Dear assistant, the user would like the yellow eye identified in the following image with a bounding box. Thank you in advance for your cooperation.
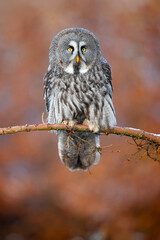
[67,47,73,52]
[81,47,86,52]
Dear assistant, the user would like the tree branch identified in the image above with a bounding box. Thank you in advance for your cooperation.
[0,124,159,145]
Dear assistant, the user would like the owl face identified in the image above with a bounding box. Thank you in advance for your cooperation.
[51,28,101,75]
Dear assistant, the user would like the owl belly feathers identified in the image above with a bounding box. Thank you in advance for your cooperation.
[48,66,116,131]
[43,28,116,171]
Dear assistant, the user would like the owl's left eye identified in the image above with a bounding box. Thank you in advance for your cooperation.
[67,47,74,52]
[81,46,86,52]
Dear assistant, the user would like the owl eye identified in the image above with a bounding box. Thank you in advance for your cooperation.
[67,47,74,52]
[81,46,86,52]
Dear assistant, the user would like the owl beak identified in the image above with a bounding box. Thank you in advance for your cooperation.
[76,55,80,63]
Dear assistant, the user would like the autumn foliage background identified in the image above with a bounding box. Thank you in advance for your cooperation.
[0,0,160,239]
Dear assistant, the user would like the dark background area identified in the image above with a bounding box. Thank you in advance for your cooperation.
[0,0,160,239]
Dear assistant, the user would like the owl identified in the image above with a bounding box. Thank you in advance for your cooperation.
[43,28,116,171]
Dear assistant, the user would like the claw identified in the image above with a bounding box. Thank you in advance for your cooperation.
[62,120,69,126]
[83,119,99,133]
[62,120,77,129]
[68,120,77,128]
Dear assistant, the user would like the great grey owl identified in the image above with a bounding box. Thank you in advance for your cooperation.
[43,28,116,171]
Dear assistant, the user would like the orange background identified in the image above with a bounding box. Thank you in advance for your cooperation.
[0,0,160,239]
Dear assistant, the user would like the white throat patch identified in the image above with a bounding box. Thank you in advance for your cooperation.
[79,62,89,74]
[65,62,74,74]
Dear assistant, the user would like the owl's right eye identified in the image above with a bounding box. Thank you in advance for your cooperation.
[67,47,74,52]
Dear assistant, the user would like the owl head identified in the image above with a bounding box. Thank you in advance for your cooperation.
[49,28,101,75]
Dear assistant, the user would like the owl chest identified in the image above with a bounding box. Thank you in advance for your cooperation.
[53,77,98,119]
[55,77,94,98]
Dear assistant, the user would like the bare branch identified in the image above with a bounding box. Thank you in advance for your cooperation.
[0,124,159,145]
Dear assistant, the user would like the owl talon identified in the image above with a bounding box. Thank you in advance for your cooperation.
[68,120,77,128]
[62,120,77,129]
[83,119,99,133]
[62,120,69,126]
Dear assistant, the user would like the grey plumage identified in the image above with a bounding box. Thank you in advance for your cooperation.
[43,28,116,171]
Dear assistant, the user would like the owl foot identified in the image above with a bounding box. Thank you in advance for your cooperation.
[83,119,99,133]
[62,120,77,128]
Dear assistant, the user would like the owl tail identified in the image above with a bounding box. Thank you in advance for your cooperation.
[57,131,100,171]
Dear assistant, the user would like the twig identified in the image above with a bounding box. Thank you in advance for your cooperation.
[132,138,160,162]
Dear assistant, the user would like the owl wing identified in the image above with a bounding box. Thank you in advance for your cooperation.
[100,57,113,99]
[100,57,116,118]
[43,68,54,112]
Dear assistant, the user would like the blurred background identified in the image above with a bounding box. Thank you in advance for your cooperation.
[0,0,160,239]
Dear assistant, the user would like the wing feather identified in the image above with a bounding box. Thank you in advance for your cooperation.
[43,68,54,112]
[101,57,116,117]
[101,57,113,99]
